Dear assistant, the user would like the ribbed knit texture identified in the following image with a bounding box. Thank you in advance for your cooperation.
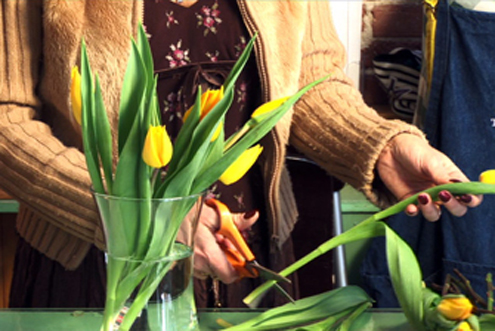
[288,2,426,209]
[0,1,137,269]
[1,1,425,269]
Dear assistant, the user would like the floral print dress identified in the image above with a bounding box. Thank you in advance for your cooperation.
[145,0,263,214]
[144,0,296,308]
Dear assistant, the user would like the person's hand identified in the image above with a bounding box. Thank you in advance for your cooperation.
[376,134,482,221]
[193,203,259,283]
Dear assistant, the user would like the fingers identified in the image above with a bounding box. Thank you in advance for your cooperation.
[416,193,442,221]
[458,193,483,208]
[193,223,238,283]
[232,209,259,235]
[437,191,467,217]
[405,191,484,222]
[448,179,483,208]
[193,206,260,284]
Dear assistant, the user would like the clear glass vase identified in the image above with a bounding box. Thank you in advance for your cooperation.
[93,192,204,331]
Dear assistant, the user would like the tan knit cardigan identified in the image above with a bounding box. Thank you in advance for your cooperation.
[0,1,425,270]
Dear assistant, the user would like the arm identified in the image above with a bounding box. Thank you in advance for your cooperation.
[289,2,481,216]
[288,1,422,207]
[0,2,102,261]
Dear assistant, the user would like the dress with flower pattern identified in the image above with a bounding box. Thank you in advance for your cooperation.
[144,0,298,308]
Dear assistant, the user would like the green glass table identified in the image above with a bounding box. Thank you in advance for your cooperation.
[0,308,414,330]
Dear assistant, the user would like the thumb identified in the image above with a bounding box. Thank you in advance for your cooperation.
[231,210,259,231]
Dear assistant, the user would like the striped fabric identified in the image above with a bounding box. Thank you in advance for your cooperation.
[373,48,422,120]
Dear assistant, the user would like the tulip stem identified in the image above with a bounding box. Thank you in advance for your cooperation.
[101,257,126,331]
[150,169,161,193]
[244,182,495,306]
[487,273,494,311]
[224,124,250,151]
[453,268,488,308]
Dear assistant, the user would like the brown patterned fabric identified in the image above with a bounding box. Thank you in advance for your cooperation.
[145,0,296,308]
[145,0,263,215]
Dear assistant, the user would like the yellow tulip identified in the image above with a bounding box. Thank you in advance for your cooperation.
[251,96,290,120]
[183,87,224,141]
[71,66,82,125]
[457,321,473,331]
[184,87,224,122]
[437,296,473,321]
[200,87,224,119]
[142,125,173,169]
[219,144,263,185]
[479,169,495,184]
[223,96,290,151]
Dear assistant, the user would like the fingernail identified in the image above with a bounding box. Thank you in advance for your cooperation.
[244,210,258,219]
[418,194,429,205]
[438,191,452,203]
[405,209,416,216]
[449,179,462,183]
[459,195,472,204]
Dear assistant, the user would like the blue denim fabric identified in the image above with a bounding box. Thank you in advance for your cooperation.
[361,0,495,308]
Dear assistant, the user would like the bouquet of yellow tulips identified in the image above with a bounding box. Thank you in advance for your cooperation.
[72,23,326,331]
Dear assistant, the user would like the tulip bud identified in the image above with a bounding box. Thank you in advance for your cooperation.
[184,87,224,122]
[479,169,495,184]
[200,87,224,118]
[142,125,173,169]
[251,96,290,120]
[219,144,263,185]
[457,321,473,331]
[437,296,473,321]
[183,88,224,141]
[71,66,82,125]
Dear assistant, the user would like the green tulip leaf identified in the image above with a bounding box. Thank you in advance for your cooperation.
[223,286,372,331]
[80,41,104,193]
[93,75,114,194]
[118,40,147,153]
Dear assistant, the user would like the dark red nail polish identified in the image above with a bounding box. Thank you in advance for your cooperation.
[418,194,429,205]
[449,179,462,183]
[459,195,472,204]
[244,210,258,219]
[438,191,452,203]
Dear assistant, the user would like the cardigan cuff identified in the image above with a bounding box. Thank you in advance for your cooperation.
[16,204,93,270]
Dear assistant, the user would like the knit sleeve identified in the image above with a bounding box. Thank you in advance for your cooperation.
[289,2,426,208]
[0,2,103,265]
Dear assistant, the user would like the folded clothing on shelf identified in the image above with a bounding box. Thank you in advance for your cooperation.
[372,48,422,120]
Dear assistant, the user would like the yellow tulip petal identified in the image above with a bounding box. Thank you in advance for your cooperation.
[251,96,290,119]
[211,121,223,142]
[183,107,193,123]
[183,87,224,123]
[183,88,224,141]
[219,145,263,185]
[142,125,173,168]
[71,66,82,125]
[479,169,495,184]
[457,321,473,331]
[200,87,224,119]
[437,296,473,321]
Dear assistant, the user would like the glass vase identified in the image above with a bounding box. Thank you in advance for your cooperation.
[93,192,204,331]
